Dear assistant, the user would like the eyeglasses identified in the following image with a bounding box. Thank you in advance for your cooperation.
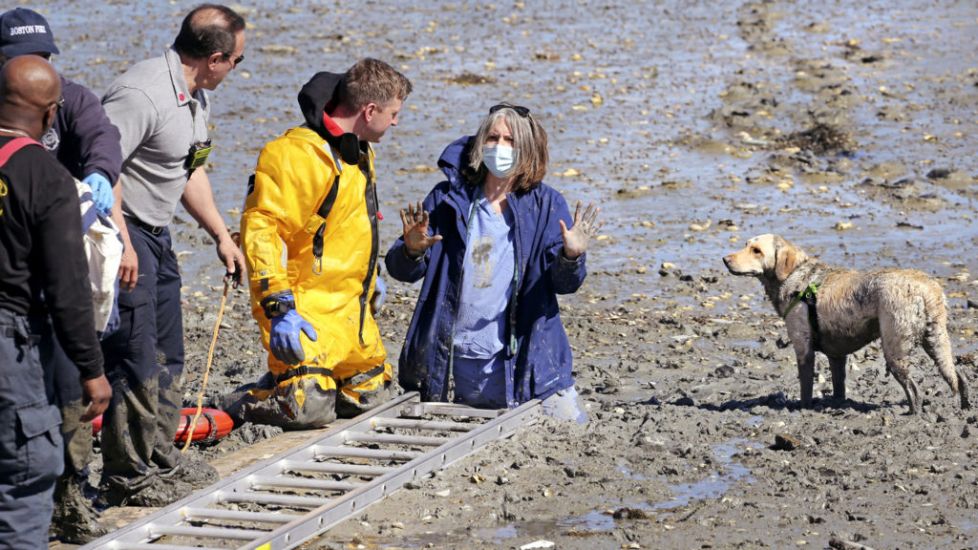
[489,104,530,118]
[53,97,64,111]
[224,53,244,68]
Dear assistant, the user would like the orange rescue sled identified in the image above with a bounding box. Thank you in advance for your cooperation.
[91,407,234,443]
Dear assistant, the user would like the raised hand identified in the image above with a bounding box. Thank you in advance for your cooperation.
[559,201,601,260]
[400,201,442,259]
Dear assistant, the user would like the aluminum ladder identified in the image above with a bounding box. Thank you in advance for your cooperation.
[82,392,540,549]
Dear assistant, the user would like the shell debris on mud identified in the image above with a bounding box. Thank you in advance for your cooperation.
[34,0,978,548]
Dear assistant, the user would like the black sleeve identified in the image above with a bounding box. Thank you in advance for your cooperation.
[32,153,104,379]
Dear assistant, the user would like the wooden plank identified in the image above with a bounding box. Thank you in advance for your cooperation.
[208,427,332,478]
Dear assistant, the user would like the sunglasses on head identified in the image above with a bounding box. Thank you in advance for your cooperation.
[489,104,530,117]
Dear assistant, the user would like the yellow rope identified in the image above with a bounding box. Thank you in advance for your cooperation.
[181,277,230,452]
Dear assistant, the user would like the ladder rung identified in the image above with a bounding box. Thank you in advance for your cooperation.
[345,432,451,446]
[371,417,475,432]
[250,475,362,492]
[219,490,332,508]
[80,393,541,550]
[313,445,422,461]
[181,506,300,524]
[149,524,267,540]
[285,461,394,477]
[114,545,225,550]
[400,402,504,418]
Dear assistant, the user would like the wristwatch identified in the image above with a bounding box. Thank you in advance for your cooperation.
[260,291,295,319]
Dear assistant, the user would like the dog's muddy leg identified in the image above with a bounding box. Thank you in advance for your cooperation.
[881,313,921,414]
[795,347,816,407]
[828,356,847,402]
[922,322,971,410]
[887,358,921,414]
[959,373,971,410]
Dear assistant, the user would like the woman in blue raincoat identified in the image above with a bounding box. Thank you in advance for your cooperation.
[385,103,600,421]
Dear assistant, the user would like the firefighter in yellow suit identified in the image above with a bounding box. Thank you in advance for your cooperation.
[228,60,412,429]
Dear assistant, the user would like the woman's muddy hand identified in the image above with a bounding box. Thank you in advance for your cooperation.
[560,201,601,260]
[400,201,442,259]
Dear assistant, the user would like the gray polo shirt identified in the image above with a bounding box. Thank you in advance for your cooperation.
[102,47,210,227]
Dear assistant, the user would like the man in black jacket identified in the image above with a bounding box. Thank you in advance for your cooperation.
[0,54,111,550]
[0,7,123,542]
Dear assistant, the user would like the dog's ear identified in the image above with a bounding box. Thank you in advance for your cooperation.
[774,236,800,281]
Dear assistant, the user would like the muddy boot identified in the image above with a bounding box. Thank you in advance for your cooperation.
[98,473,193,508]
[226,373,338,429]
[124,477,193,507]
[163,457,220,489]
[336,371,392,419]
[50,475,108,544]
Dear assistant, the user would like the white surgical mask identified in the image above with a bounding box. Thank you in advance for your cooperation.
[482,145,517,178]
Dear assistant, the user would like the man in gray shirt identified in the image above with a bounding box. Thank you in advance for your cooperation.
[98,3,246,508]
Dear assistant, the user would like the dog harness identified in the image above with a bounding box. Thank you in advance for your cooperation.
[783,282,822,351]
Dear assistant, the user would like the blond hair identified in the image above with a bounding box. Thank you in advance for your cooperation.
[335,58,412,111]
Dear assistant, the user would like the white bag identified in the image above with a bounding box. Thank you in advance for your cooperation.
[75,179,124,333]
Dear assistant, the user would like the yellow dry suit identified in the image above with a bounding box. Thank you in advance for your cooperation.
[235,125,391,428]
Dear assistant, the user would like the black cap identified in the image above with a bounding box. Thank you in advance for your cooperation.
[0,8,60,58]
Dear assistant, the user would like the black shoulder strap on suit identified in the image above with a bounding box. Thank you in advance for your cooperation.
[312,175,341,275]
[317,175,340,218]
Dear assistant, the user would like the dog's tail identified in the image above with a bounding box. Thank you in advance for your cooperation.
[922,287,970,409]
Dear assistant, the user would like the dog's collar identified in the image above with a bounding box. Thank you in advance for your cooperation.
[782,281,820,317]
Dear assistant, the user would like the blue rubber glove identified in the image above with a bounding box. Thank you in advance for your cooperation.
[83,172,114,216]
[370,276,387,315]
[270,309,318,365]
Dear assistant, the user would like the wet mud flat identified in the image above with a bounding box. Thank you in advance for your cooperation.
[36,0,978,548]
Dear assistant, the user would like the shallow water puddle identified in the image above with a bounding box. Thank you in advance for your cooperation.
[616,462,647,480]
[745,415,765,428]
[477,438,762,544]
[467,504,639,546]
[653,437,761,510]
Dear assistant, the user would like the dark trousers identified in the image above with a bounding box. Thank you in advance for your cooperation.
[37,316,92,478]
[0,310,63,549]
[99,222,184,489]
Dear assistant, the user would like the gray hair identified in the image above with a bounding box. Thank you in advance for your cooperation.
[466,103,548,193]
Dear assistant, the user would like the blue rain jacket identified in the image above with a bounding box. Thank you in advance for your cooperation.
[386,136,586,407]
